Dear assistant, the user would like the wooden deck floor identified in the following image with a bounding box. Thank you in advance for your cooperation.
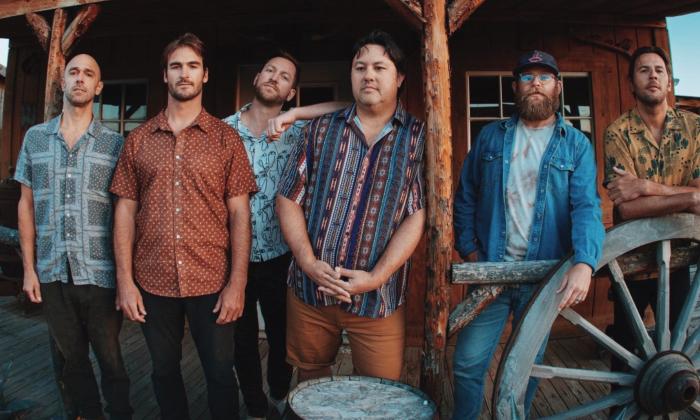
[0,295,697,419]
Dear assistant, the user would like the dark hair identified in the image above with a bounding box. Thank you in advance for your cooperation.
[261,50,300,87]
[628,46,671,80]
[351,30,406,96]
[161,33,207,71]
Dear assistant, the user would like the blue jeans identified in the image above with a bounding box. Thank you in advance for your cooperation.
[452,284,547,420]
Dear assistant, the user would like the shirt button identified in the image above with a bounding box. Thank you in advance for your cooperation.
[66,212,71,217]
[176,155,181,160]
[178,260,183,265]
[175,181,180,186]
[176,234,181,239]
[66,194,71,198]
[67,173,72,178]
[175,208,181,213]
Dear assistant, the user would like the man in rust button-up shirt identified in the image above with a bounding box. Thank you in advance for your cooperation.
[110,33,257,420]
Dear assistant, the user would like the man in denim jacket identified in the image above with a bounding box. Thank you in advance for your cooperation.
[452,50,604,419]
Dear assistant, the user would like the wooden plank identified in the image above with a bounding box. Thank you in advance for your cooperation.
[382,0,425,31]
[25,13,50,52]
[420,0,454,413]
[0,0,108,19]
[61,4,101,55]
[43,8,67,121]
[447,0,487,36]
[0,43,18,178]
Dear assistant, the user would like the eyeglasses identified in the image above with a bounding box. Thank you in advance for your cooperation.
[518,73,557,83]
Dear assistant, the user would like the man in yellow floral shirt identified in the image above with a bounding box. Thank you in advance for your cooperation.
[604,46,700,374]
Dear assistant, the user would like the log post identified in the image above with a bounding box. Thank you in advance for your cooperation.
[43,8,67,121]
[420,0,453,413]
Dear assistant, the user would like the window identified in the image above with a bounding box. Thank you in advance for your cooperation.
[296,83,337,107]
[466,72,593,149]
[93,81,148,136]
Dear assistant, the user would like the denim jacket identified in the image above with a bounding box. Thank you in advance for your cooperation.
[454,113,604,269]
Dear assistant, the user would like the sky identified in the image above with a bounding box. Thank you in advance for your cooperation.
[668,12,700,97]
[0,12,698,95]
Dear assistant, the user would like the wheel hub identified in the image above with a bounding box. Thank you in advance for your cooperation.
[635,351,699,415]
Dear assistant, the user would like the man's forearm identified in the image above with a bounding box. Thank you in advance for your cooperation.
[643,180,699,197]
[290,101,348,121]
[227,195,251,283]
[276,195,315,267]
[617,192,699,220]
[17,189,36,272]
[113,198,138,284]
[369,209,425,286]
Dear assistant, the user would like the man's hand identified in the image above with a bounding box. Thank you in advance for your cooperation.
[22,270,42,303]
[557,263,593,310]
[213,279,245,324]
[299,258,351,303]
[606,167,648,205]
[266,110,297,141]
[332,267,383,296]
[117,280,146,323]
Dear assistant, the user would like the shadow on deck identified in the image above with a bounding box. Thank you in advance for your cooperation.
[0,296,697,419]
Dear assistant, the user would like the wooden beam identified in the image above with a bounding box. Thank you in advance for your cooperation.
[43,8,67,121]
[447,0,486,36]
[62,4,101,55]
[0,0,108,20]
[25,13,51,52]
[383,0,425,31]
[419,0,453,414]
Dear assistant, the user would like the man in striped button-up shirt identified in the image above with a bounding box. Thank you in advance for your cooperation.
[277,30,426,383]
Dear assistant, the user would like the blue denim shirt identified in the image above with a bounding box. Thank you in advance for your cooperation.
[454,113,604,269]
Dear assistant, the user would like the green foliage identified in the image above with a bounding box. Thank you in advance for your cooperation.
[0,362,38,420]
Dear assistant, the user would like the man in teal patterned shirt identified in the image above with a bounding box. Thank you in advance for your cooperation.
[223,51,343,419]
[15,54,131,419]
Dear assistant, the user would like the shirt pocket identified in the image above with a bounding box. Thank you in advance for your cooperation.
[480,150,503,189]
[549,158,575,193]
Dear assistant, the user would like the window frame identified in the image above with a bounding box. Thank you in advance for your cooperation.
[93,79,149,135]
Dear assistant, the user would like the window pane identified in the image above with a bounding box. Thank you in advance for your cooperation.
[469,76,500,118]
[101,85,121,120]
[124,121,143,136]
[103,121,120,133]
[565,119,593,142]
[124,84,147,120]
[469,120,493,146]
[92,98,101,118]
[299,86,335,106]
[562,77,592,117]
[501,76,516,117]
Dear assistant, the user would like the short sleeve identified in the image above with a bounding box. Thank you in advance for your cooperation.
[692,118,700,180]
[224,128,257,199]
[13,131,33,188]
[280,119,308,146]
[405,163,425,215]
[278,125,309,204]
[603,125,637,186]
[109,133,140,201]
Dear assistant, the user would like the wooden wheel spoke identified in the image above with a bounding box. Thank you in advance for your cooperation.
[683,326,700,355]
[531,364,635,385]
[656,240,671,351]
[542,389,634,420]
[560,308,644,370]
[609,258,657,358]
[609,401,640,420]
[691,399,700,413]
[672,264,700,350]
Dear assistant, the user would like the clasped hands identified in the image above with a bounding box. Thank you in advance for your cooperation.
[299,257,379,303]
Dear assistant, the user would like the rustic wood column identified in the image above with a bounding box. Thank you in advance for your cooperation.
[420,0,453,412]
[43,8,67,120]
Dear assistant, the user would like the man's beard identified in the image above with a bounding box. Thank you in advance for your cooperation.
[635,88,665,107]
[254,83,286,107]
[65,89,93,107]
[169,82,202,102]
[516,90,560,121]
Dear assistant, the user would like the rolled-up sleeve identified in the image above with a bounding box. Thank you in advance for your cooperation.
[278,125,309,205]
[109,134,140,201]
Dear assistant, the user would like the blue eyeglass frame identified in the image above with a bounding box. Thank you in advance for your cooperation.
[518,73,557,83]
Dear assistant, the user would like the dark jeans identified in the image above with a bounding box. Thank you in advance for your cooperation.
[40,281,132,420]
[234,253,292,417]
[139,287,239,420]
[610,267,691,372]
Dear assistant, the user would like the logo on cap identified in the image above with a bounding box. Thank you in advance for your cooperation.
[528,51,544,63]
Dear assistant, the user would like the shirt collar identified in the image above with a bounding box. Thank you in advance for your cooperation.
[50,114,103,139]
[504,112,568,136]
[151,108,213,134]
[340,102,409,126]
[628,107,682,135]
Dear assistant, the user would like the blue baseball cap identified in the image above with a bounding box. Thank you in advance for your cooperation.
[513,50,560,77]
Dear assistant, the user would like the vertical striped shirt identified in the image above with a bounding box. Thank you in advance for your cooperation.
[278,104,425,318]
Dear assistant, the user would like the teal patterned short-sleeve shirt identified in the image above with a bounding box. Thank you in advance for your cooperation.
[14,115,123,288]
[224,104,307,262]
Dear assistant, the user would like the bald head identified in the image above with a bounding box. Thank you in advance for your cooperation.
[62,53,103,108]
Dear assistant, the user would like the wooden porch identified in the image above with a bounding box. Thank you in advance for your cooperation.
[1,295,694,420]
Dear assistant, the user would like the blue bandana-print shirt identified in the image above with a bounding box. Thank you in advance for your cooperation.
[224,104,307,262]
[14,115,124,288]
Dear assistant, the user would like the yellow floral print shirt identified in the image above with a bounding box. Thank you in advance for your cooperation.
[604,107,700,187]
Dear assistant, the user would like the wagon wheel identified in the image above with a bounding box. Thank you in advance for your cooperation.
[493,213,700,419]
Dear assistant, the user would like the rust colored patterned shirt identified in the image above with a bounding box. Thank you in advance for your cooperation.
[110,110,257,297]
